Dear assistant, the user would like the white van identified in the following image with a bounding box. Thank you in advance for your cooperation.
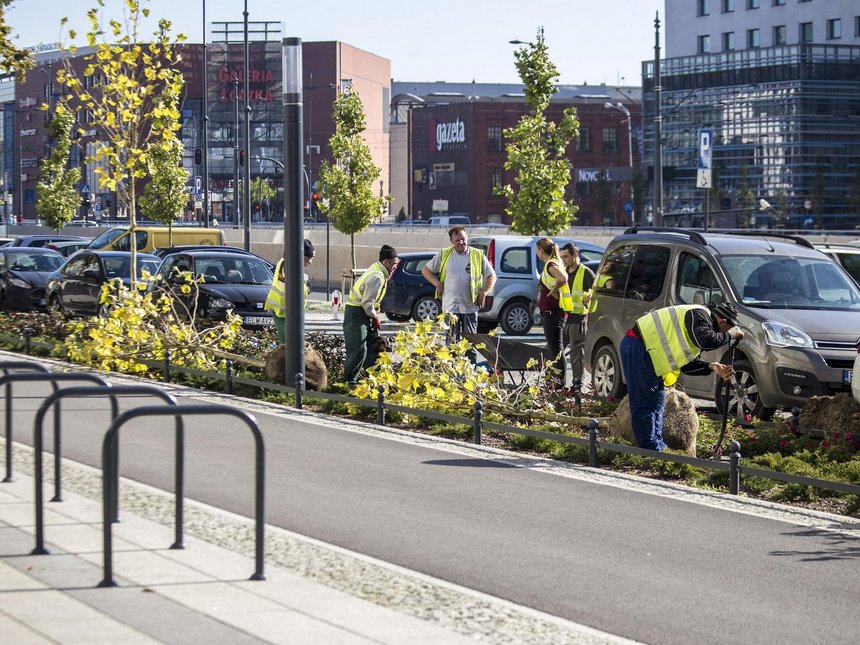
[429,214,471,227]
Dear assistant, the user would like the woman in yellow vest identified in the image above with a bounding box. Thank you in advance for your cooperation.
[536,238,573,384]
[619,302,743,451]
[264,239,315,344]
[343,245,399,385]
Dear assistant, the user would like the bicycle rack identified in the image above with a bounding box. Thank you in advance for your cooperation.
[99,404,266,587]
[31,385,181,555]
[1,370,108,483]
[1,360,52,483]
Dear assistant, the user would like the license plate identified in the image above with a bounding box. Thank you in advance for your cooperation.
[844,370,853,384]
[244,316,274,326]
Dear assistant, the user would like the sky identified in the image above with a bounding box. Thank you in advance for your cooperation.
[7,0,664,86]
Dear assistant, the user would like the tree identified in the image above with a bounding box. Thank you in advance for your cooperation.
[37,99,80,231]
[58,0,186,283]
[0,1,33,77]
[736,164,756,228]
[499,28,579,235]
[249,177,275,219]
[140,134,188,238]
[317,90,390,268]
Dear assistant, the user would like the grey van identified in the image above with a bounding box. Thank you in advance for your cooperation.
[470,235,604,335]
[585,228,860,418]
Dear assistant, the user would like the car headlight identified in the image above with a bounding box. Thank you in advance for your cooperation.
[9,278,30,289]
[209,297,233,310]
[762,320,813,348]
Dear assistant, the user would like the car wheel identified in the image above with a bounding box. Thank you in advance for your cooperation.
[499,301,533,335]
[412,296,441,322]
[592,343,627,400]
[385,312,410,323]
[714,358,774,420]
[48,294,64,316]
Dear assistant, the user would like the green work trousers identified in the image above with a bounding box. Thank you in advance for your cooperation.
[273,314,285,344]
[343,305,379,384]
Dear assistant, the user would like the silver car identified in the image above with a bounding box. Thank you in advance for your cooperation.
[585,228,860,418]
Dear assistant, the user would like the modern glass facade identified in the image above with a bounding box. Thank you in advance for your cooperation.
[642,44,860,228]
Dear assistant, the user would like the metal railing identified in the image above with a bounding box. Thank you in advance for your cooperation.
[1,360,52,482]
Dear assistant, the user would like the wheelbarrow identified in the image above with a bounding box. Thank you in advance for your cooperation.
[465,333,550,385]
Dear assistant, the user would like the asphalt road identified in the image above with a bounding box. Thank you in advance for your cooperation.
[5,383,858,644]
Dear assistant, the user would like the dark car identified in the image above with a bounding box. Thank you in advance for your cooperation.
[153,245,275,271]
[47,240,90,257]
[46,250,161,316]
[0,247,65,310]
[155,251,274,328]
[8,235,89,248]
[380,252,440,323]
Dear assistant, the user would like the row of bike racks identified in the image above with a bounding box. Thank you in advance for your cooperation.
[0,359,267,586]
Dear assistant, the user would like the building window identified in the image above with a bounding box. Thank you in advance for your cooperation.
[698,34,711,54]
[487,126,503,153]
[747,28,760,48]
[722,0,734,13]
[773,25,786,45]
[747,0,759,8]
[800,22,813,43]
[697,0,710,17]
[576,127,591,153]
[723,31,735,51]
[772,0,785,6]
[489,166,503,195]
[827,18,841,40]
[602,128,618,153]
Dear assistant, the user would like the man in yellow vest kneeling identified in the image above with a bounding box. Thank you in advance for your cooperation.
[620,303,743,451]
[343,245,399,385]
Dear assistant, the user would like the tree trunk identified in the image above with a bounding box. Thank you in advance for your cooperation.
[129,180,137,289]
[350,233,356,269]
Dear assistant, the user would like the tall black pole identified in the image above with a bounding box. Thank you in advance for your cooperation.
[202,0,210,227]
[282,38,305,383]
[653,11,664,227]
[242,1,251,250]
[233,73,240,227]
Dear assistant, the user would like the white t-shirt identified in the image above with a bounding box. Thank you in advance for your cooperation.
[426,248,493,314]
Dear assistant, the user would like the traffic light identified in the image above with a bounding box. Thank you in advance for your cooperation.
[239,148,245,166]
[194,148,202,165]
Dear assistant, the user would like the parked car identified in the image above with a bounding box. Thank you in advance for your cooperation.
[585,228,860,418]
[0,247,65,310]
[155,251,274,328]
[380,252,438,322]
[87,226,224,254]
[46,250,161,316]
[815,244,860,285]
[429,214,471,227]
[153,245,275,271]
[46,240,90,257]
[469,235,605,334]
[8,235,89,248]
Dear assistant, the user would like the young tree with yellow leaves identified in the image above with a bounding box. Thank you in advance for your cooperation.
[58,0,186,283]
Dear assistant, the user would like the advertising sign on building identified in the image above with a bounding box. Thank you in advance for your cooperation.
[429,118,466,152]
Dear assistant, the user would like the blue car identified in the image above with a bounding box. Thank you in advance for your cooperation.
[380,252,438,323]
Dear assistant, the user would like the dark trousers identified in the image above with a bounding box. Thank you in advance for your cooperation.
[564,314,586,387]
[447,311,478,363]
[541,308,566,382]
[343,306,380,384]
[620,334,666,451]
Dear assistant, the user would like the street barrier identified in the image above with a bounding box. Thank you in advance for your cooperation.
[30,385,181,555]
[99,404,266,587]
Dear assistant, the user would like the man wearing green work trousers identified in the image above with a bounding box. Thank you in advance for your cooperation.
[265,239,315,344]
[343,245,399,385]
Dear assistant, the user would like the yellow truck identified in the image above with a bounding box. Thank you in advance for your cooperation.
[86,226,225,254]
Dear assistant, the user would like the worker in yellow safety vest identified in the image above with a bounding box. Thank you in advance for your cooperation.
[343,245,399,385]
[535,238,572,383]
[620,303,743,451]
[265,239,315,344]
[560,242,596,392]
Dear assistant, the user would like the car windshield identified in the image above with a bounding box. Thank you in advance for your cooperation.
[87,228,124,248]
[8,253,64,272]
[196,257,272,285]
[102,256,160,278]
[723,254,860,310]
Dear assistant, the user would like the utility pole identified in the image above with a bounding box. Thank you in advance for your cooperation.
[653,12,664,227]
[242,0,251,251]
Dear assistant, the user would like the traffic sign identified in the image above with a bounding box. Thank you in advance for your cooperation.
[697,129,713,170]
[697,168,713,189]
[80,183,90,195]
[623,201,634,214]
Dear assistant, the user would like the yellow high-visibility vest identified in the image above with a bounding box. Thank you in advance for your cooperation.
[567,264,590,315]
[346,262,388,308]
[264,259,286,317]
[436,246,484,301]
[540,257,573,312]
[636,304,707,386]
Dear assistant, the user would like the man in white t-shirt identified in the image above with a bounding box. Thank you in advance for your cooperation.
[422,226,496,361]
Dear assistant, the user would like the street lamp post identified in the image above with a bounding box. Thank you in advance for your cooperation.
[233,73,240,228]
[653,12,664,227]
[242,0,251,251]
[604,101,635,226]
[202,0,210,227]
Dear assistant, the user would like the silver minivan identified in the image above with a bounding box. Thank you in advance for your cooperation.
[585,228,860,418]
[470,235,604,335]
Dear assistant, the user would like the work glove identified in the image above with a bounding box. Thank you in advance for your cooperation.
[372,317,382,330]
[726,326,744,341]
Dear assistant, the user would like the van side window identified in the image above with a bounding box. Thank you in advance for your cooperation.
[500,247,531,274]
[677,253,723,305]
[625,246,670,301]
[596,245,635,293]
